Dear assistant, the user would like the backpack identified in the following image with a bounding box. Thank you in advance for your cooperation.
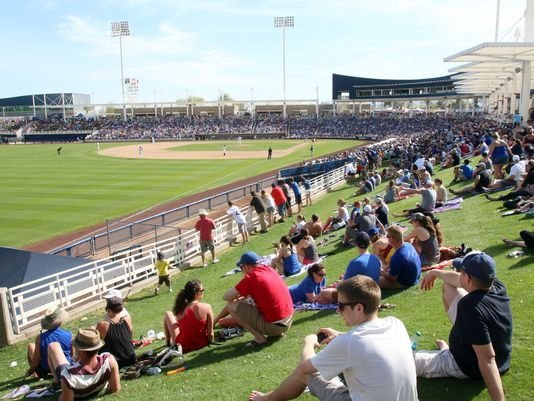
[121,345,185,380]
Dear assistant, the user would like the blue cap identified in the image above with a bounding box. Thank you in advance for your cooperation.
[367,227,379,237]
[452,251,496,280]
[236,251,260,267]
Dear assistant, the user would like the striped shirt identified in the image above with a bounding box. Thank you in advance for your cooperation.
[61,353,112,398]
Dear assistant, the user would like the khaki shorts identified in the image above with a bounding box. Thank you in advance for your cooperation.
[307,372,350,401]
[414,349,468,379]
[415,289,469,380]
[447,289,468,323]
[199,240,214,253]
[234,301,292,336]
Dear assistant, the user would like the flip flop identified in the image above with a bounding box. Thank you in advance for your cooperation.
[378,303,396,311]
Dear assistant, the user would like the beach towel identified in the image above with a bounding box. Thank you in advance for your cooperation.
[433,197,464,213]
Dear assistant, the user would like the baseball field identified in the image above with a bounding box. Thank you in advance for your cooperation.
[0,139,361,248]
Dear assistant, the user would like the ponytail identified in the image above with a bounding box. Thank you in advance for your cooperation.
[172,279,202,315]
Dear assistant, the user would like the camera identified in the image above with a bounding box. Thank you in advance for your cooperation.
[317,332,327,343]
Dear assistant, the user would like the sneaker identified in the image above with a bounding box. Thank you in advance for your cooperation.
[212,258,220,264]
[202,263,208,268]
[154,288,159,295]
[169,288,173,293]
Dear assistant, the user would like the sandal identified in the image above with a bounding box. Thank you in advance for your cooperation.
[378,303,396,311]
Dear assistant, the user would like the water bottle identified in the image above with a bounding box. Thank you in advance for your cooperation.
[410,331,422,350]
[145,367,161,376]
[147,329,156,339]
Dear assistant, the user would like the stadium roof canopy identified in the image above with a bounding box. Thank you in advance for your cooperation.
[0,246,90,288]
[331,73,459,101]
[444,42,534,95]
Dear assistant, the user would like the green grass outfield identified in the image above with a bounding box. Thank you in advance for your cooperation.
[0,162,531,401]
[0,139,359,248]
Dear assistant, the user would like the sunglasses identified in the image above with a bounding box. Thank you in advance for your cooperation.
[198,288,205,293]
[337,301,365,312]
[315,272,326,277]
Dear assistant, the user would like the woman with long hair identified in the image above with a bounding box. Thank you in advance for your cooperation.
[288,264,327,304]
[404,213,440,266]
[163,279,214,353]
[272,235,302,276]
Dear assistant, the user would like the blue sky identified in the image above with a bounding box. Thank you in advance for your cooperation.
[0,0,527,103]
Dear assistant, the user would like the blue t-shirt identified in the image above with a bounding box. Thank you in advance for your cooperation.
[290,182,301,196]
[304,180,311,190]
[460,164,474,180]
[39,328,73,372]
[389,243,421,286]
[289,276,326,304]
[343,253,381,283]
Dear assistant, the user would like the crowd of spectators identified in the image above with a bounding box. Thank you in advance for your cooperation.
[0,118,27,132]
[10,113,521,144]
[16,110,534,401]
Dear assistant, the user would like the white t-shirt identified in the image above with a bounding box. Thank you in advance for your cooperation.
[262,195,276,209]
[509,162,525,184]
[227,206,246,225]
[311,316,418,401]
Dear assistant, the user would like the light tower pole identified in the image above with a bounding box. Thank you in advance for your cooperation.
[274,16,294,119]
[111,21,130,121]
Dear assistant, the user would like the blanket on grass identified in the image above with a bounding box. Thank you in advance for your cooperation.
[433,197,463,213]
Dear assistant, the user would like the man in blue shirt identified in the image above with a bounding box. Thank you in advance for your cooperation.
[452,159,474,184]
[344,232,381,283]
[288,177,302,214]
[380,225,421,288]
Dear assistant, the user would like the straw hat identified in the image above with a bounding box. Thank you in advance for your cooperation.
[198,209,209,216]
[72,327,105,351]
[40,307,68,331]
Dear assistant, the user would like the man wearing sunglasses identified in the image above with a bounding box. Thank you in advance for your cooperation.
[415,252,511,401]
[249,275,418,401]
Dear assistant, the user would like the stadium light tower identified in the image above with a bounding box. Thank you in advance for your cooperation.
[111,21,130,121]
[274,16,294,119]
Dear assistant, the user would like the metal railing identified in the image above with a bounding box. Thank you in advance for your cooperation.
[51,175,278,258]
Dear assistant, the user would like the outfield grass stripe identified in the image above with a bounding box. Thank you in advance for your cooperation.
[0,140,361,247]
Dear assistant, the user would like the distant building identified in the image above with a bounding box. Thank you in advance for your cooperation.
[0,93,91,118]
[332,73,458,101]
